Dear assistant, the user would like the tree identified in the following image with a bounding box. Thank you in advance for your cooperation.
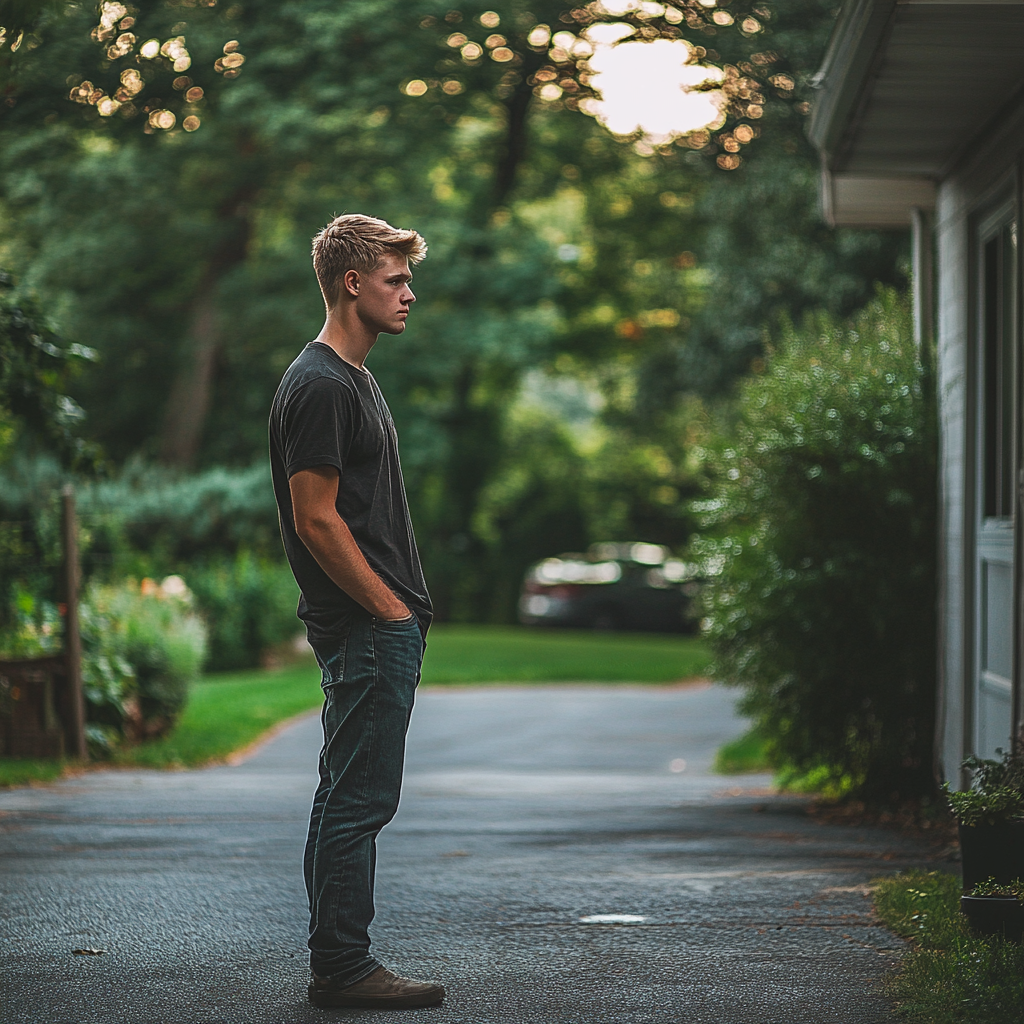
[0,0,907,621]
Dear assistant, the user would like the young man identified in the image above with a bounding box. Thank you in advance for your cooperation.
[269,214,443,1010]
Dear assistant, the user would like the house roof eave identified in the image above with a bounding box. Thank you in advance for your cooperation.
[807,0,897,165]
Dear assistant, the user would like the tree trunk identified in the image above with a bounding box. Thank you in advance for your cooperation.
[159,288,221,467]
[494,79,533,209]
[159,187,254,467]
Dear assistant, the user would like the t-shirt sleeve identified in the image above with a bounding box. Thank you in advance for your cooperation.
[281,376,358,478]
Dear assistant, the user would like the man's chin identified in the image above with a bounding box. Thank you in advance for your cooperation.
[379,320,407,336]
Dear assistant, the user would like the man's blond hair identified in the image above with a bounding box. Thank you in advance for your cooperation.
[311,213,427,309]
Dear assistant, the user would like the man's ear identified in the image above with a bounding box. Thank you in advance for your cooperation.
[342,269,360,298]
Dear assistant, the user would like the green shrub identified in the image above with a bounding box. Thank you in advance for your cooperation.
[944,750,1024,826]
[691,291,937,802]
[80,461,281,563]
[0,586,63,658]
[185,552,300,671]
[79,586,138,750]
[81,578,207,742]
[0,456,281,578]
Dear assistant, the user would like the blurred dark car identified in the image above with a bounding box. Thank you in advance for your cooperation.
[518,542,700,633]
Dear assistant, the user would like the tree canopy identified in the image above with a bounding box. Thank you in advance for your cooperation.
[0,0,906,619]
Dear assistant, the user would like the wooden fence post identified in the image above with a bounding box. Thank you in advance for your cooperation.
[61,485,88,760]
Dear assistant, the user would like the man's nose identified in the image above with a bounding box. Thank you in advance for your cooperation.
[404,288,416,305]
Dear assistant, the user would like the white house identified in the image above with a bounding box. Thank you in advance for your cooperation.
[808,0,1024,785]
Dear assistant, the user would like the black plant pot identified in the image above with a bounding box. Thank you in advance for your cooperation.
[958,821,1024,890]
[960,895,1024,941]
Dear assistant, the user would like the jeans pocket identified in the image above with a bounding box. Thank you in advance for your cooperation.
[373,612,417,628]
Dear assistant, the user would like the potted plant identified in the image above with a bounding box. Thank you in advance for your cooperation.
[960,877,1024,941]
[944,749,1024,890]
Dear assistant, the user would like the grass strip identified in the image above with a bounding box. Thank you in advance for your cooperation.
[0,757,70,789]
[0,626,712,781]
[714,726,771,774]
[873,869,1024,1023]
[421,626,711,683]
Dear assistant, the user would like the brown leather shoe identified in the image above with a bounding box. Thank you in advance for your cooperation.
[308,965,445,1009]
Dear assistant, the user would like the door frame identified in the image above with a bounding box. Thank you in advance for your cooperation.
[967,185,1021,765]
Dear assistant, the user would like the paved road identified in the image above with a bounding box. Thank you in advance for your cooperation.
[0,682,941,1023]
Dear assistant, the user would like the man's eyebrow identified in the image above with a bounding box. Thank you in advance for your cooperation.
[386,272,412,282]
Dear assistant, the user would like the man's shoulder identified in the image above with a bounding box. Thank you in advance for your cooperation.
[277,345,359,402]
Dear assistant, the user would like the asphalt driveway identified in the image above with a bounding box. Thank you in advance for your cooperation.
[0,681,940,1023]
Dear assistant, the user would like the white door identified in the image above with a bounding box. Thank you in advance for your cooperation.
[974,209,1017,760]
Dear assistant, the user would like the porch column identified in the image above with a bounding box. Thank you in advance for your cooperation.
[911,206,935,351]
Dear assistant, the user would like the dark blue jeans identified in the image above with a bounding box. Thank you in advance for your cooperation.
[303,611,423,984]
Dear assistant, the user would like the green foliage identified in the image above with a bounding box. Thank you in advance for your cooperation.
[185,552,300,671]
[0,459,298,670]
[969,878,1024,900]
[713,725,771,775]
[78,588,137,749]
[0,585,62,657]
[0,0,905,628]
[944,750,1024,826]
[875,871,966,948]
[0,489,63,639]
[0,755,67,789]
[80,461,280,564]
[0,455,280,570]
[874,870,1024,1024]
[0,271,98,468]
[946,788,1024,828]
[469,410,590,622]
[691,291,937,801]
[82,578,207,740]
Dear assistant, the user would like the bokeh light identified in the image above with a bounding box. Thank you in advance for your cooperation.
[582,25,725,143]
[148,109,176,130]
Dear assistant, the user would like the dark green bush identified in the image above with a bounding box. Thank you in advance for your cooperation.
[691,291,937,801]
[0,456,280,574]
[185,552,300,671]
[80,461,281,563]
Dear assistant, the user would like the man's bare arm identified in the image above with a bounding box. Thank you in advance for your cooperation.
[289,466,411,620]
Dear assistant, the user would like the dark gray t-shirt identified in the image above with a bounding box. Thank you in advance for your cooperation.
[269,342,431,639]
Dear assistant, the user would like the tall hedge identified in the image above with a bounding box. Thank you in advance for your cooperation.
[691,292,937,801]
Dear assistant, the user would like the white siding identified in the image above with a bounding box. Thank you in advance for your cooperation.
[934,102,1024,784]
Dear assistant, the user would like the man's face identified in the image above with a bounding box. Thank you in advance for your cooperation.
[352,252,416,336]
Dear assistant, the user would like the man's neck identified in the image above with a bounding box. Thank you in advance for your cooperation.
[313,311,377,369]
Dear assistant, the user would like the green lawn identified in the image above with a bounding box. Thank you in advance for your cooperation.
[113,661,324,768]
[874,870,1024,1023]
[714,726,771,774]
[0,757,70,789]
[0,626,711,782]
[421,625,711,683]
